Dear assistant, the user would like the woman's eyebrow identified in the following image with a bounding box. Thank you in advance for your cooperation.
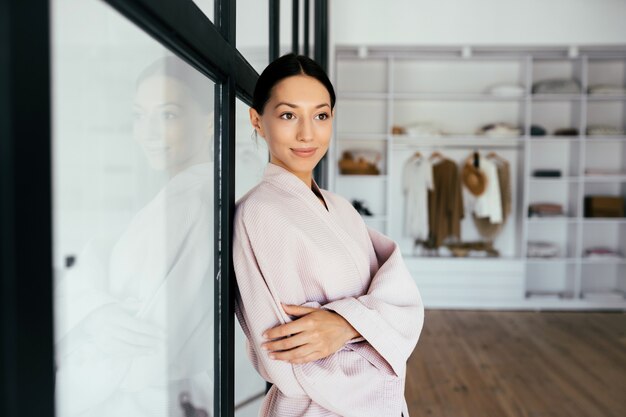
[274,102,330,109]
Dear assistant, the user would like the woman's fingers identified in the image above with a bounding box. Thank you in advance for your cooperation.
[269,344,318,363]
[261,331,309,353]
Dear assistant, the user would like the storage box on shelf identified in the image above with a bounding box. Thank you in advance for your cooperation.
[332,45,626,309]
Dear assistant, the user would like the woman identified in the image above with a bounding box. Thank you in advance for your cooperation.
[234,53,424,417]
[54,55,214,417]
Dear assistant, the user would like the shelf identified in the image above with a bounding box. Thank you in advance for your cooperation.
[582,218,626,224]
[337,174,387,180]
[527,217,578,223]
[583,175,626,182]
[336,132,388,140]
[531,93,583,102]
[586,94,626,102]
[580,258,626,265]
[334,45,626,311]
[529,176,581,183]
[392,135,523,147]
[584,136,626,142]
[526,258,578,264]
[529,136,582,142]
[392,92,526,102]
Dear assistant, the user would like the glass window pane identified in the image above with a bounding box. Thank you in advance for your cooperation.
[238,0,270,73]
[51,1,215,416]
[234,100,268,416]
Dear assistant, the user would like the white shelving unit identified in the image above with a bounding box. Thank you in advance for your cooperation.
[330,45,626,310]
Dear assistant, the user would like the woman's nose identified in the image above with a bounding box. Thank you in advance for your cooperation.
[297,119,313,142]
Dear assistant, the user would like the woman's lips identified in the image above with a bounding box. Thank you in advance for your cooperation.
[291,147,317,157]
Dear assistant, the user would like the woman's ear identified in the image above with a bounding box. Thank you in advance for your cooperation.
[249,107,265,138]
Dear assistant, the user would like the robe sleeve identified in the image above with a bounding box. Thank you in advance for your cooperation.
[232,210,309,398]
[321,226,424,377]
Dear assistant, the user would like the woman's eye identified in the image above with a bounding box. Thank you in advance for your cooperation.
[316,113,329,121]
[280,112,295,120]
[163,111,178,120]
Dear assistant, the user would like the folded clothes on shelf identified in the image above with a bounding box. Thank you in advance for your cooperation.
[586,125,625,136]
[530,125,547,136]
[553,127,579,136]
[527,241,561,258]
[533,169,562,178]
[588,84,626,95]
[404,122,445,137]
[532,78,581,94]
[528,203,565,217]
[584,168,626,176]
[476,122,521,138]
[486,83,525,97]
[583,247,623,259]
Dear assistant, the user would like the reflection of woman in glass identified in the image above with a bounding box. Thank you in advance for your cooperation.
[54,55,214,417]
[234,54,424,417]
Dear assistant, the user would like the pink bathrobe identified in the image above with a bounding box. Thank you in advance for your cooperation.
[233,163,424,417]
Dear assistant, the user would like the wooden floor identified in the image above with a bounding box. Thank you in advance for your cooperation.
[405,310,626,417]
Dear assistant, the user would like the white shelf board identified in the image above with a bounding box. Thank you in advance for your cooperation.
[392,135,524,147]
[526,258,579,264]
[392,92,526,102]
[336,132,388,140]
[582,218,626,224]
[583,175,626,182]
[531,93,583,101]
[529,176,581,183]
[337,174,388,180]
[580,258,626,265]
[584,136,626,142]
[529,136,582,142]
[586,94,626,102]
[527,217,579,224]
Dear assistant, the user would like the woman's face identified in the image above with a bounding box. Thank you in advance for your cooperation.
[250,75,333,182]
[133,76,212,174]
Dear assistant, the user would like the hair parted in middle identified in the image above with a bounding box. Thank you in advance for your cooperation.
[251,53,336,115]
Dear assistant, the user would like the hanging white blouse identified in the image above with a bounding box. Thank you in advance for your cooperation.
[402,155,434,241]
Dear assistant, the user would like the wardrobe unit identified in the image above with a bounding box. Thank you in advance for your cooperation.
[330,45,626,310]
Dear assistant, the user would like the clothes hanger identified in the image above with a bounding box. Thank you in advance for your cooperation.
[486,151,507,164]
[429,150,444,162]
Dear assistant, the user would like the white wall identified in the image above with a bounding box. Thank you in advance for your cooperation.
[331,0,626,46]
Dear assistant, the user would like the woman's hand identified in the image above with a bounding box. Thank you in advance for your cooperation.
[260,304,361,364]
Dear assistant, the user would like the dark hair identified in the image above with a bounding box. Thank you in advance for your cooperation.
[252,53,336,114]
[136,55,214,112]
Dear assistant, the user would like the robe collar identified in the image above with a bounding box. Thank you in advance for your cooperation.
[262,162,328,211]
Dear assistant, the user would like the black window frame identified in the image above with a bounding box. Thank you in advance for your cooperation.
[0,1,326,416]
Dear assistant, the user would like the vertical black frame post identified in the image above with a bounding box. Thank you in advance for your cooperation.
[214,2,237,416]
[269,0,280,62]
[292,0,300,54]
[303,0,310,57]
[0,0,55,417]
[313,0,329,186]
